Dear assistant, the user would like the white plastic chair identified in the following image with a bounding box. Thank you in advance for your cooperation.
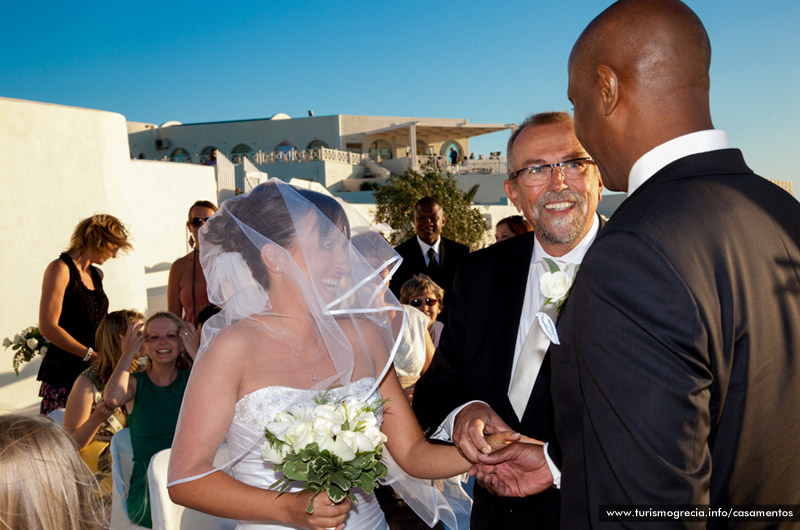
[147,445,237,530]
[110,428,149,530]
[46,408,65,425]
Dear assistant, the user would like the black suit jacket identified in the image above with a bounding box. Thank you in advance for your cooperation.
[391,236,470,321]
[413,231,561,529]
[551,149,800,529]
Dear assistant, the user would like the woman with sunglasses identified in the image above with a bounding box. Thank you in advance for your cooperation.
[168,200,217,325]
[399,274,445,349]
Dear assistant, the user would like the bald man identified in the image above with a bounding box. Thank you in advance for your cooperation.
[475,1,800,527]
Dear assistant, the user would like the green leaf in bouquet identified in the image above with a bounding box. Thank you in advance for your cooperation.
[342,464,359,480]
[330,471,351,492]
[326,484,347,504]
[282,458,310,481]
[297,442,320,459]
[347,490,358,505]
[375,462,388,480]
[349,453,373,469]
[357,469,377,493]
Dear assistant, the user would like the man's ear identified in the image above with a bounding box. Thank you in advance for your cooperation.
[504,179,521,212]
[596,65,620,116]
[260,243,283,274]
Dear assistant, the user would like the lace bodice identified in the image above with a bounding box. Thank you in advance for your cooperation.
[225,377,388,530]
[232,377,382,432]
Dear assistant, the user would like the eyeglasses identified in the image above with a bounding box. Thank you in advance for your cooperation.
[512,157,595,187]
[409,297,438,308]
[189,217,210,228]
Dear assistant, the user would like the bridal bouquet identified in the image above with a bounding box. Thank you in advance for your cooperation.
[263,392,388,513]
[4,325,50,375]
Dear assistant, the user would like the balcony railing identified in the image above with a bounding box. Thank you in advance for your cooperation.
[157,147,363,166]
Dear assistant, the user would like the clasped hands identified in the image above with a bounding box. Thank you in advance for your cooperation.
[453,402,554,498]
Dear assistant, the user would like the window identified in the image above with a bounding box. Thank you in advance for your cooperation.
[368,140,392,161]
[307,139,329,150]
[231,144,253,163]
[345,143,362,153]
[171,148,191,163]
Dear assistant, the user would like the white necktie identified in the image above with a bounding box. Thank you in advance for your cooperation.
[508,301,558,421]
[507,259,572,421]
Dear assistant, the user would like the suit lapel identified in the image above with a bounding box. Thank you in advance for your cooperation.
[497,234,537,398]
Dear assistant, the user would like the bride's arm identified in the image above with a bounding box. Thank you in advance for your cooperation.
[379,367,518,479]
[167,329,351,530]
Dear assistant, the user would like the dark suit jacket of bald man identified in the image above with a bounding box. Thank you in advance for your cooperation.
[390,236,469,322]
[551,149,800,528]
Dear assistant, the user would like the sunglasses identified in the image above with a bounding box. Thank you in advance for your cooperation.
[189,217,210,228]
[409,297,438,308]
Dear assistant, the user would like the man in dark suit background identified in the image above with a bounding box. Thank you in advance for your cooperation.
[413,112,604,529]
[475,1,800,527]
[390,197,469,321]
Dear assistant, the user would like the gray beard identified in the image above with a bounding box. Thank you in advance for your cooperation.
[532,189,589,247]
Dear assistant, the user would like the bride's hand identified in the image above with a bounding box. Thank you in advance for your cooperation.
[484,431,545,452]
[288,491,350,530]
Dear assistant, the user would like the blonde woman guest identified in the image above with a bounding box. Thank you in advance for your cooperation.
[0,413,105,530]
[399,274,445,349]
[104,311,198,528]
[168,200,218,325]
[63,309,144,511]
[38,214,132,415]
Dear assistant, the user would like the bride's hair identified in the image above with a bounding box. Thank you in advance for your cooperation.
[202,182,350,290]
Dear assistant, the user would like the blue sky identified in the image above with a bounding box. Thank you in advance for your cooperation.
[2,1,798,193]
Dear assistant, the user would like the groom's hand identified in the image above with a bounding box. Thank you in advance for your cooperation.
[452,402,512,462]
[471,442,553,497]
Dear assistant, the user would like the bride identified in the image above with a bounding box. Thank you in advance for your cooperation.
[167,180,515,530]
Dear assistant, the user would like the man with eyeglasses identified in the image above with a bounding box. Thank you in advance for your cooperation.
[413,111,604,529]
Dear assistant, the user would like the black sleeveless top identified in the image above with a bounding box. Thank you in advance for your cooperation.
[37,253,109,388]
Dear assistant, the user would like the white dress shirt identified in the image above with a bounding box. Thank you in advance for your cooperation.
[432,214,601,437]
[416,235,442,266]
[627,129,730,196]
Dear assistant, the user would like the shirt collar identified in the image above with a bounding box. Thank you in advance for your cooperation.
[416,235,441,255]
[627,129,730,196]
[533,213,600,265]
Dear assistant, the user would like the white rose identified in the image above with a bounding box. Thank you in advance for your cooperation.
[284,420,315,450]
[2,338,11,348]
[26,338,39,350]
[539,270,571,301]
[326,435,356,462]
[13,334,21,344]
[313,404,344,435]
[261,441,289,464]
[40,346,48,355]
[362,425,387,447]
[341,430,376,454]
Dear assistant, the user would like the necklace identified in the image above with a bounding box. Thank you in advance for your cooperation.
[278,328,320,382]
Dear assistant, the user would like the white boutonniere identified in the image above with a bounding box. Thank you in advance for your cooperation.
[539,258,579,314]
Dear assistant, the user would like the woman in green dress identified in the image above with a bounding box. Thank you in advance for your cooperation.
[104,311,198,528]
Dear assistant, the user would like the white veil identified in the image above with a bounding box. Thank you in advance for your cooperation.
[169,179,469,528]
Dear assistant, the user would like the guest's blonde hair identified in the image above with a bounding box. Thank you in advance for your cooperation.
[95,309,145,382]
[0,414,104,530]
[64,213,132,260]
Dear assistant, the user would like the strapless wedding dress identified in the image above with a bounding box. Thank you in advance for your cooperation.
[225,377,390,530]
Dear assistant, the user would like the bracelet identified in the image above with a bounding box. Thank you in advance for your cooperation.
[83,347,94,362]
